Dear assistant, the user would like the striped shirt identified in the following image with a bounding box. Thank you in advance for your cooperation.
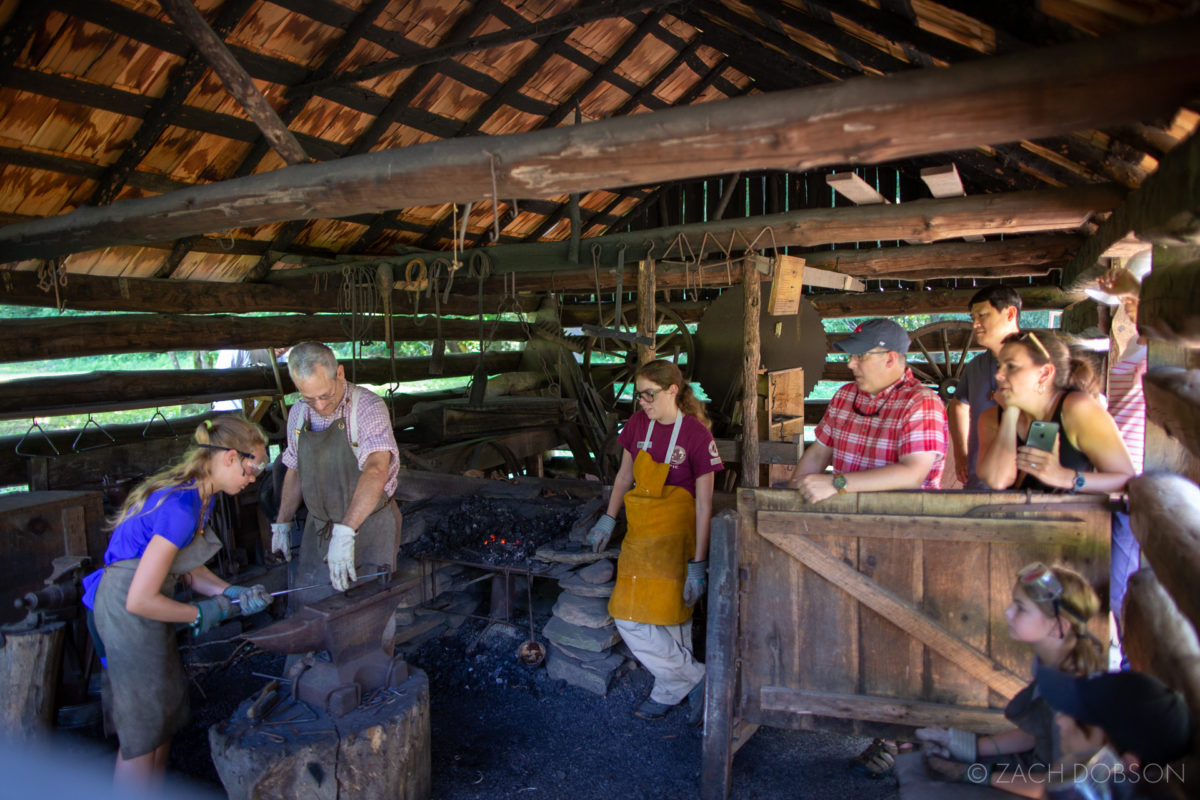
[282,381,400,496]
[815,368,949,489]
[1107,345,1146,473]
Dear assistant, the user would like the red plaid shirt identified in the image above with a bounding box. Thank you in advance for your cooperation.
[814,368,948,489]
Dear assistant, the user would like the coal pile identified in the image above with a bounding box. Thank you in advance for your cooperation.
[401,495,581,566]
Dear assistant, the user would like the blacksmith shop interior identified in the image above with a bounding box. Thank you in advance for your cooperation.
[1,0,1199,797]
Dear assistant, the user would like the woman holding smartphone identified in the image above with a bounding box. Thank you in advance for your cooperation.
[976,331,1133,494]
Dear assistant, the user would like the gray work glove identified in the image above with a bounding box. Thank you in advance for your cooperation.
[191,594,234,635]
[270,521,292,561]
[683,559,708,607]
[223,584,271,615]
[585,514,616,553]
[916,727,977,762]
[326,523,357,592]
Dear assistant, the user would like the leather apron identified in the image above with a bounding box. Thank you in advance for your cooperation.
[292,389,400,610]
[608,412,696,626]
[93,503,221,759]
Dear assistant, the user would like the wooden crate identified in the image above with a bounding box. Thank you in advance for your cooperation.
[702,489,1112,799]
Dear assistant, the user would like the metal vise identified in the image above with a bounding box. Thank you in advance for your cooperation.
[244,576,417,717]
[7,555,90,633]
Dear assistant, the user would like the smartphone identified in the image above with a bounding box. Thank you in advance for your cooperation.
[1026,420,1060,453]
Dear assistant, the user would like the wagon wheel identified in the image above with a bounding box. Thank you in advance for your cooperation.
[582,303,695,408]
[907,320,975,402]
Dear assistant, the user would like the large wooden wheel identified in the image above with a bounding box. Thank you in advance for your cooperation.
[907,320,975,402]
[582,303,694,408]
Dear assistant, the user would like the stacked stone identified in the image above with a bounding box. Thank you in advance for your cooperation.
[543,559,625,696]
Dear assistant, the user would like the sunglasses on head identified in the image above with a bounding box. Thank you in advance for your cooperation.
[199,443,267,476]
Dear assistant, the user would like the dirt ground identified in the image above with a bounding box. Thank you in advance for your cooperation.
[51,605,902,799]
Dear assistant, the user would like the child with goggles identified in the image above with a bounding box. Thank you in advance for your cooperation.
[904,562,1105,794]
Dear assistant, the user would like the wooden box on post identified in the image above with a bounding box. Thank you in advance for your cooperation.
[755,368,804,487]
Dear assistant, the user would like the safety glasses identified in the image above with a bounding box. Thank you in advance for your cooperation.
[199,443,267,476]
[1017,562,1084,622]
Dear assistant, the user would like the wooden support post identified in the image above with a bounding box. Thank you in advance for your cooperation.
[0,623,66,741]
[742,261,761,487]
[159,0,309,167]
[637,259,656,366]
[701,509,745,800]
[1128,473,1200,635]
[1122,569,1200,714]
[1143,367,1200,465]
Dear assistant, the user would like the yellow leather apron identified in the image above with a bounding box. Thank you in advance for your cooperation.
[608,412,695,626]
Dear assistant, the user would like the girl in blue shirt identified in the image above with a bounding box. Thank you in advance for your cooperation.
[83,415,270,787]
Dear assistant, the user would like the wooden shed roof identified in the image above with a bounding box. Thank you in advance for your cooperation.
[0,0,1198,296]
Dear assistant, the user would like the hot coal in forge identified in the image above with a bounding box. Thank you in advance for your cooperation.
[401,494,587,659]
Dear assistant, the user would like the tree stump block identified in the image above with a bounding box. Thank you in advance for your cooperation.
[209,668,430,800]
[0,622,65,741]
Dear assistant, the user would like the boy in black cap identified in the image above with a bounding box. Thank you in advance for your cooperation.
[1037,666,1193,798]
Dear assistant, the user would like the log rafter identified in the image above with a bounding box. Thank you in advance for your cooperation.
[9,21,1193,262]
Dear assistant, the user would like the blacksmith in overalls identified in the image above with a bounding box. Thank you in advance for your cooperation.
[269,342,402,605]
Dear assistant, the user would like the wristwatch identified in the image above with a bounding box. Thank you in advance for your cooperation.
[1070,470,1086,494]
[832,473,848,494]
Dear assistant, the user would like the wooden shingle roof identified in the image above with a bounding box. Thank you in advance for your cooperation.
[0,0,1197,294]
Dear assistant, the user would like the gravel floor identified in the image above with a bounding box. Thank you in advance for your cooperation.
[48,612,902,799]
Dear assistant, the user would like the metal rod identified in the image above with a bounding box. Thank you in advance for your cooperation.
[231,570,392,603]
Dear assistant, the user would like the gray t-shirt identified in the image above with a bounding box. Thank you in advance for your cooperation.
[957,349,998,490]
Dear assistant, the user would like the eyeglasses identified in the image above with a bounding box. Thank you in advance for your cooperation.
[635,387,665,403]
[301,377,342,406]
[199,443,267,476]
[1017,562,1083,621]
[847,348,889,363]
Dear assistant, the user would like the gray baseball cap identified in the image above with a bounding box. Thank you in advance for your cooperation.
[834,318,910,355]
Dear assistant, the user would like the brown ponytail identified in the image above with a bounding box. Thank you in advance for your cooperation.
[1003,332,1101,398]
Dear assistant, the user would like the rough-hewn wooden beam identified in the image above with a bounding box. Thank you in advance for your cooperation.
[0,353,521,420]
[0,315,531,363]
[802,235,1080,277]
[483,186,1119,273]
[1128,473,1200,638]
[1122,569,1200,717]
[1062,131,1200,291]
[1137,250,1200,347]
[10,20,1195,261]
[810,286,1078,318]
[1143,367,1200,464]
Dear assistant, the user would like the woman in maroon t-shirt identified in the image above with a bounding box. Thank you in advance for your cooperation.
[586,360,723,722]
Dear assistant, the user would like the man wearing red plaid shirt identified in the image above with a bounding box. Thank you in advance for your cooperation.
[789,318,948,503]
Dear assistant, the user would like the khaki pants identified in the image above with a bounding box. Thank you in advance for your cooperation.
[615,618,705,705]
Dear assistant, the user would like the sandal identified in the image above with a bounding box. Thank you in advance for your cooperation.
[849,738,899,779]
